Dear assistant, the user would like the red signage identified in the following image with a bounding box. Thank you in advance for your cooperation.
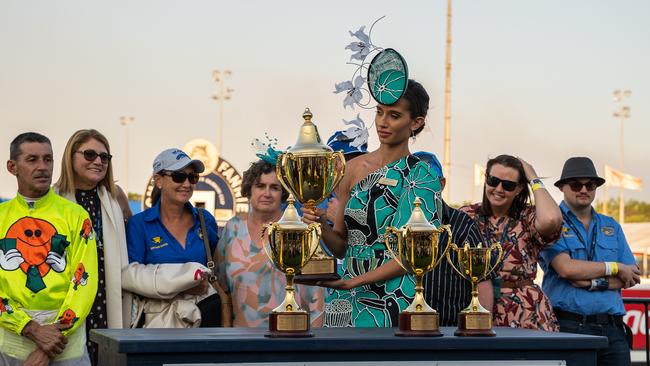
[623,286,650,350]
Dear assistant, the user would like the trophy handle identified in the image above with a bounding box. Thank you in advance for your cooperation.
[261,223,278,264]
[328,151,346,191]
[384,227,407,272]
[446,242,469,280]
[433,224,453,267]
[485,242,504,279]
[305,223,322,265]
[276,153,294,195]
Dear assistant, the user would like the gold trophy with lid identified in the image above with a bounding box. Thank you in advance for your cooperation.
[385,197,452,336]
[446,242,502,336]
[277,108,346,282]
[263,195,321,337]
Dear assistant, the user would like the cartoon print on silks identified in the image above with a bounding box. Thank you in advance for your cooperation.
[0,297,14,316]
[58,308,78,327]
[79,218,94,244]
[71,263,89,290]
[0,217,70,293]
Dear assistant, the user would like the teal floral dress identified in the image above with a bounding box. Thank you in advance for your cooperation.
[324,155,443,327]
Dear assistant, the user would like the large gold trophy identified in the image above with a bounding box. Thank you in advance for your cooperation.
[446,242,503,336]
[262,196,321,337]
[277,108,346,282]
[385,197,452,337]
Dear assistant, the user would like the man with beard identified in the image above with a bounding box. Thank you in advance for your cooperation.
[0,132,98,366]
[540,157,639,366]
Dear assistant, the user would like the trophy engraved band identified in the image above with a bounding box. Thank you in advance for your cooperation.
[277,108,346,282]
[447,242,503,337]
[385,197,451,337]
[263,196,321,337]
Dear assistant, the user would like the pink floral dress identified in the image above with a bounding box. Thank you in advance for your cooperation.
[460,204,560,332]
[216,216,324,328]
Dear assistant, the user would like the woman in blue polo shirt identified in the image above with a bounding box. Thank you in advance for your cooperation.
[126,148,219,326]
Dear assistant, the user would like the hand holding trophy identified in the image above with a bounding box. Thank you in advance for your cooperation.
[446,241,503,336]
[262,195,321,337]
[385,197,451,337]
[277,108,346,282]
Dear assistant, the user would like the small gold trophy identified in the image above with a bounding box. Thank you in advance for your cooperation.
[385,197,452,337]
[277,108,346,282]
[446,242,502,337]
[263,195,321,337]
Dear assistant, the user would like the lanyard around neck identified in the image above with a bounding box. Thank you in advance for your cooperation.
[562,211,598,261]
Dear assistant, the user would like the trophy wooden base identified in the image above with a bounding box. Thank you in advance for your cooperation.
[395,312,442,337]
[265,311,313,338]
[294,257,340,284]
[455,312,496,337]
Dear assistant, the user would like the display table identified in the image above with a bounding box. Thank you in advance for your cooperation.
[90,327,607,366]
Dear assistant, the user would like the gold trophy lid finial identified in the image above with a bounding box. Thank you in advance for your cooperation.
[302,108,313,123]
[405,197,436,232]
[275,194,309,230]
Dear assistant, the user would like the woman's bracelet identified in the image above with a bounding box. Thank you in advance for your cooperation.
[530,178,545,192]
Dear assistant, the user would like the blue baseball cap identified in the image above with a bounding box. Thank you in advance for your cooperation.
[152,148,205,175]
[413,151,443,178]
[327,131,368,156]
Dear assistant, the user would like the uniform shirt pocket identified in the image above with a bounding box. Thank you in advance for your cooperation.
[596,236,619,262]
[565,239,588,260]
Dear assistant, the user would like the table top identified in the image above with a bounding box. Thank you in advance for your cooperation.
[91,326,608,354]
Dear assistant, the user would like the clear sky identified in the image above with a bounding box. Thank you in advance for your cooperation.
[1,0,648,205]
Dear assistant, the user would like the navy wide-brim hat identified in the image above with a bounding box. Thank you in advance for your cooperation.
[554,157,606,188]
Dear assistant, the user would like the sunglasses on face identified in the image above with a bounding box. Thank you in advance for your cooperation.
[486,175,519,192]
[76,150,112,164]
[162,171,200,184]
[567,180,598,192]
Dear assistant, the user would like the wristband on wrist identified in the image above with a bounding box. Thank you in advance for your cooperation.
[605,262,612,276]
[589,277,609,291]
[589,279,598,291]
[530,178,545,192]
[611,262,619,276]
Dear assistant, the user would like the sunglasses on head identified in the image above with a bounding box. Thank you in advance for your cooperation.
[162,171,200,184]
[566,180,598,192]
[486,175,519,192]
[76,150,112,164]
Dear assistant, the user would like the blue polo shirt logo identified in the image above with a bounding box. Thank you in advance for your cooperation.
[601,227,615,236]
[150,236,169,250]
[561,226,574,238]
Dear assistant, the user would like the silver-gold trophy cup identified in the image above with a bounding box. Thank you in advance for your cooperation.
[277,108,345,282]
[385,197,452,337]
[446,242,502,336]
[263,195,321,337]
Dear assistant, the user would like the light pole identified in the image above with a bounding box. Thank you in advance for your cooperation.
[119,116,134,194]
[212,70,234,155]
[613,89,631,223]
[442,0,453,202]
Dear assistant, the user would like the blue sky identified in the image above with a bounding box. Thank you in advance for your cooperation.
[1,0,648,204]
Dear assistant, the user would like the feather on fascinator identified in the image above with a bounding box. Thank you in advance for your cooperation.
[251,133,283,166]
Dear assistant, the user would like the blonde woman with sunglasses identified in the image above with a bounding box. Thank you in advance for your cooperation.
[459,154,562,332]
[55,129,133,365]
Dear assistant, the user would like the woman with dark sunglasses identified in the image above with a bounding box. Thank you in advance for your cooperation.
[460,154,562,332]
[55,129,133,365]
[125,148,220,328]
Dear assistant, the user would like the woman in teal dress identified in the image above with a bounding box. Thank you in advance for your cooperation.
[302,79,443,327]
